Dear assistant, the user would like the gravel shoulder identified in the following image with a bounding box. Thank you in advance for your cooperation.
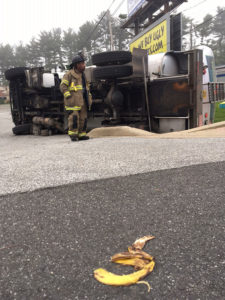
[1,104,225,196]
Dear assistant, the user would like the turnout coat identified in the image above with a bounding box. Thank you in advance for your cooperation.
[60,69,92,110]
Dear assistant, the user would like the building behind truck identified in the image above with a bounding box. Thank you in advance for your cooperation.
[216,65,225,83]
[4,0,225,135]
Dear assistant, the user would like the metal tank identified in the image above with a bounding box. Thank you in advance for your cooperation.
[197,45,217,125]
[147,52,179,80]
[197,45,217,83]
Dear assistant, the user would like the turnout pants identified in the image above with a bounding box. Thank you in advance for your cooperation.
[67,104,87,138]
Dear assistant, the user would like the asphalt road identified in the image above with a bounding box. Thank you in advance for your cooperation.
[0,105,225,299]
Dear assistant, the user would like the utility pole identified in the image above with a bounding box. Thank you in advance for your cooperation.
[107,10,114,51]
[190,20,193,49]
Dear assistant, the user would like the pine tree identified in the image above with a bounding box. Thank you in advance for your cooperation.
[195,14,213,45]
[211,7,225,65]
[14,43,29,67]
[62,28,78,66]
[26,38,42,67]
[0,44,15,85]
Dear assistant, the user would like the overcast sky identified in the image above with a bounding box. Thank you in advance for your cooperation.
[0,0,223,46]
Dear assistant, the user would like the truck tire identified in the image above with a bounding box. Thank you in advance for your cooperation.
[93,65,133,79]
[92,51,132,66]
[12,124,32,135]
[5,67,28,81]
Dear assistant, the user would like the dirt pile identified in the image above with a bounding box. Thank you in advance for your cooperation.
[88,122,225,139]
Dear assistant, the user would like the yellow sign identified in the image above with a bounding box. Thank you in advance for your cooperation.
[130,20,167,55]
[202,89,207,99]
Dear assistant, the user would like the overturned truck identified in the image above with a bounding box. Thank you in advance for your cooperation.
[5,47,225,135]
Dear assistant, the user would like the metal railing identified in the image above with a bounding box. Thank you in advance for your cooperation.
[208,82,225,103]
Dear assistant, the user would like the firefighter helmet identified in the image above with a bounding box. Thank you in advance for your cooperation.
[70,53,86,68]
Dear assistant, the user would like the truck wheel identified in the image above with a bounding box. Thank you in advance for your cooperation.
[12,124,32,135]
[5,67,28,81]
[93,65,133,79]
[92,51,132,66]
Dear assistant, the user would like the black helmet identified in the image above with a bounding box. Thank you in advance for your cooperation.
[70,53,86,68]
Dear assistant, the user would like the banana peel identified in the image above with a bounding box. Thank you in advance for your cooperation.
[94,260,155,286]
[94,235,155,291]
[112,258,149,270]
[111,250,154,263]
[131,235,155,250]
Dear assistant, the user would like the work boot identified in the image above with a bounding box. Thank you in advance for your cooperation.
[70,135,79,142]
[79,135,89,141]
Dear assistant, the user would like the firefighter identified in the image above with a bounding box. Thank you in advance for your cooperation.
[60,53,92,141]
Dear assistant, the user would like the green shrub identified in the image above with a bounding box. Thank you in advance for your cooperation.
[214,101,225,123]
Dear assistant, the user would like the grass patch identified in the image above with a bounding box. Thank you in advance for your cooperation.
[214,101,225,123]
